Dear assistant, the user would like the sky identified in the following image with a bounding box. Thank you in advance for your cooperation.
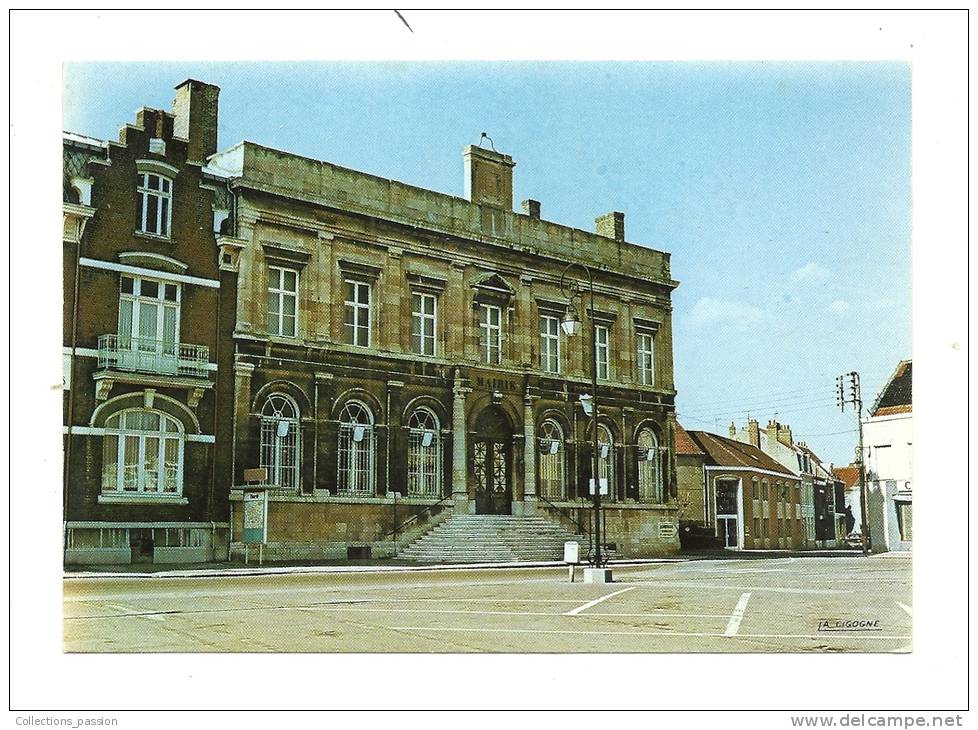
[63,61,912,466]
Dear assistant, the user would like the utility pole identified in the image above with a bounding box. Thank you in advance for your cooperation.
[837,371,870,555]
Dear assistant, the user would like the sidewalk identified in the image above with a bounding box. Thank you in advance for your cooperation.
[62,547,867,580]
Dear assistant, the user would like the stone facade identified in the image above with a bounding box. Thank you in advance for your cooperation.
[210,134,682,560]
[64,79,683,564]
[63,81,235,565]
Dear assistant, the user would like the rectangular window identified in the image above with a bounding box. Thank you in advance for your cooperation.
[637,330,655,385]
[344,279,371,347]
[119,275,180,359]
[411,292,437,356]
[267,266,299,337]
[539,314,560,373]
[136,173,173,237]
[595,324,610,380]
[480,304,502,365]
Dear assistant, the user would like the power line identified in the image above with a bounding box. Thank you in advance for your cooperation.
[681,397,839,421]
[679,387,842,414]
[794,428,857,438]
[679,381,837,409]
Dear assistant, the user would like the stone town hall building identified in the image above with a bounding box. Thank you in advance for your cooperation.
[64,80,681,564]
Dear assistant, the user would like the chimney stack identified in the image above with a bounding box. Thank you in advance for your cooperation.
[464,144,515,209]
[777,425,794,447]
[521,199,541,219]
[747,419,760,449]
[595,211,625,241]
[728,422,737,438]
[173,79,220,166]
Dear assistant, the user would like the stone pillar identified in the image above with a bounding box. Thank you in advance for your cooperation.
[387,380,405,495]
[522,394,538,514]
[447,262,466,360]
[451,371,472,513]
[314,372,334,491]
[384,248,404,353]
[232,358,255,485]
[313,232,334,345]
[517,274,534,367]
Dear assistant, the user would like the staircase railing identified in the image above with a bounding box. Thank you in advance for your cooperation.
[537,494,591,543]
[383,494,454,552]
[537,496,617,567]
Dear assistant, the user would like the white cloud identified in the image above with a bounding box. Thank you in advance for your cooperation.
[791,262,829,283]
[687,297,769,331]
[829,299,851,314]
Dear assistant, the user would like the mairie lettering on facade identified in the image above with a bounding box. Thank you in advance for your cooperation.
[63,79,682,565]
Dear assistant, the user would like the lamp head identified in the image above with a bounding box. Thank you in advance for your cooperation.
[579,393,593,416]
[562,303,582,337]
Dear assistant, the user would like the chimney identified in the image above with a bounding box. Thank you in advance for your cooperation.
[464,144,515,209]
[595,211,625,241]
[728,422,737,438]
[521,199,541,219]
[766,420,779,447]
[777,424,794,447]
[747,419,760,449]
[173,79,220,166]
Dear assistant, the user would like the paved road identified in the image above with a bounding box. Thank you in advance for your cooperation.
[63,554,911,653]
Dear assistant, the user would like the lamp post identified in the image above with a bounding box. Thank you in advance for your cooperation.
[559,262,605,573]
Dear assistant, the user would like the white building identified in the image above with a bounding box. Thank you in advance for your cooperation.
[862,360,912,552]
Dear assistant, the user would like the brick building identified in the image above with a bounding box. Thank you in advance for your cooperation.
[63,81,235,564]
[677,428,804,550]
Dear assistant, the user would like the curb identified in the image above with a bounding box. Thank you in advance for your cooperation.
[63,557,688,580]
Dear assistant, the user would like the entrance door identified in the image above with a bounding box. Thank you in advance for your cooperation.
[715,479,741,549]
[473,439,511,514]
[472,405,513,515]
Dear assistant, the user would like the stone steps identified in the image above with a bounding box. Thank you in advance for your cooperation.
[399,513,585,563]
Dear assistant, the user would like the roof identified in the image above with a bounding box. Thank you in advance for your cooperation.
[685,430,796,477]
[871,360,912,416]
[208,141,676,288]
[675,423,704,456]
[833,466,860,489]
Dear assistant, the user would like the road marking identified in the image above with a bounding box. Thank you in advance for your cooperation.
[387,625,913,640]
[897,602,913,617]
[724,592,752,637]
[564,587,635,616]
[105,603,165,622]
[619,581,847,595]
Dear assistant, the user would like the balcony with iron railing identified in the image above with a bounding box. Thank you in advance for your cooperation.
[97,335,211,379]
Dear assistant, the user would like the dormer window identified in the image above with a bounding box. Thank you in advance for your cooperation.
[137,172,173,237]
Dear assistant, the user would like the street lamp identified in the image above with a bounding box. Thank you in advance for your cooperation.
[559,262,607,577]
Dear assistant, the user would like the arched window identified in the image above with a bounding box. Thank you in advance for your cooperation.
[260,394,300,491]
[597,424,615,499]
[637,428,663,502]
[102,409,183,496]
[407,408,441,496]
[338,400,375,495]
[538,419,565,500]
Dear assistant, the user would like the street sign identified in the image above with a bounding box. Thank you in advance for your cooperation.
[243,467,267,484]
[563,541,580,564]
[242,489,268,545]
[588,478,609,496]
